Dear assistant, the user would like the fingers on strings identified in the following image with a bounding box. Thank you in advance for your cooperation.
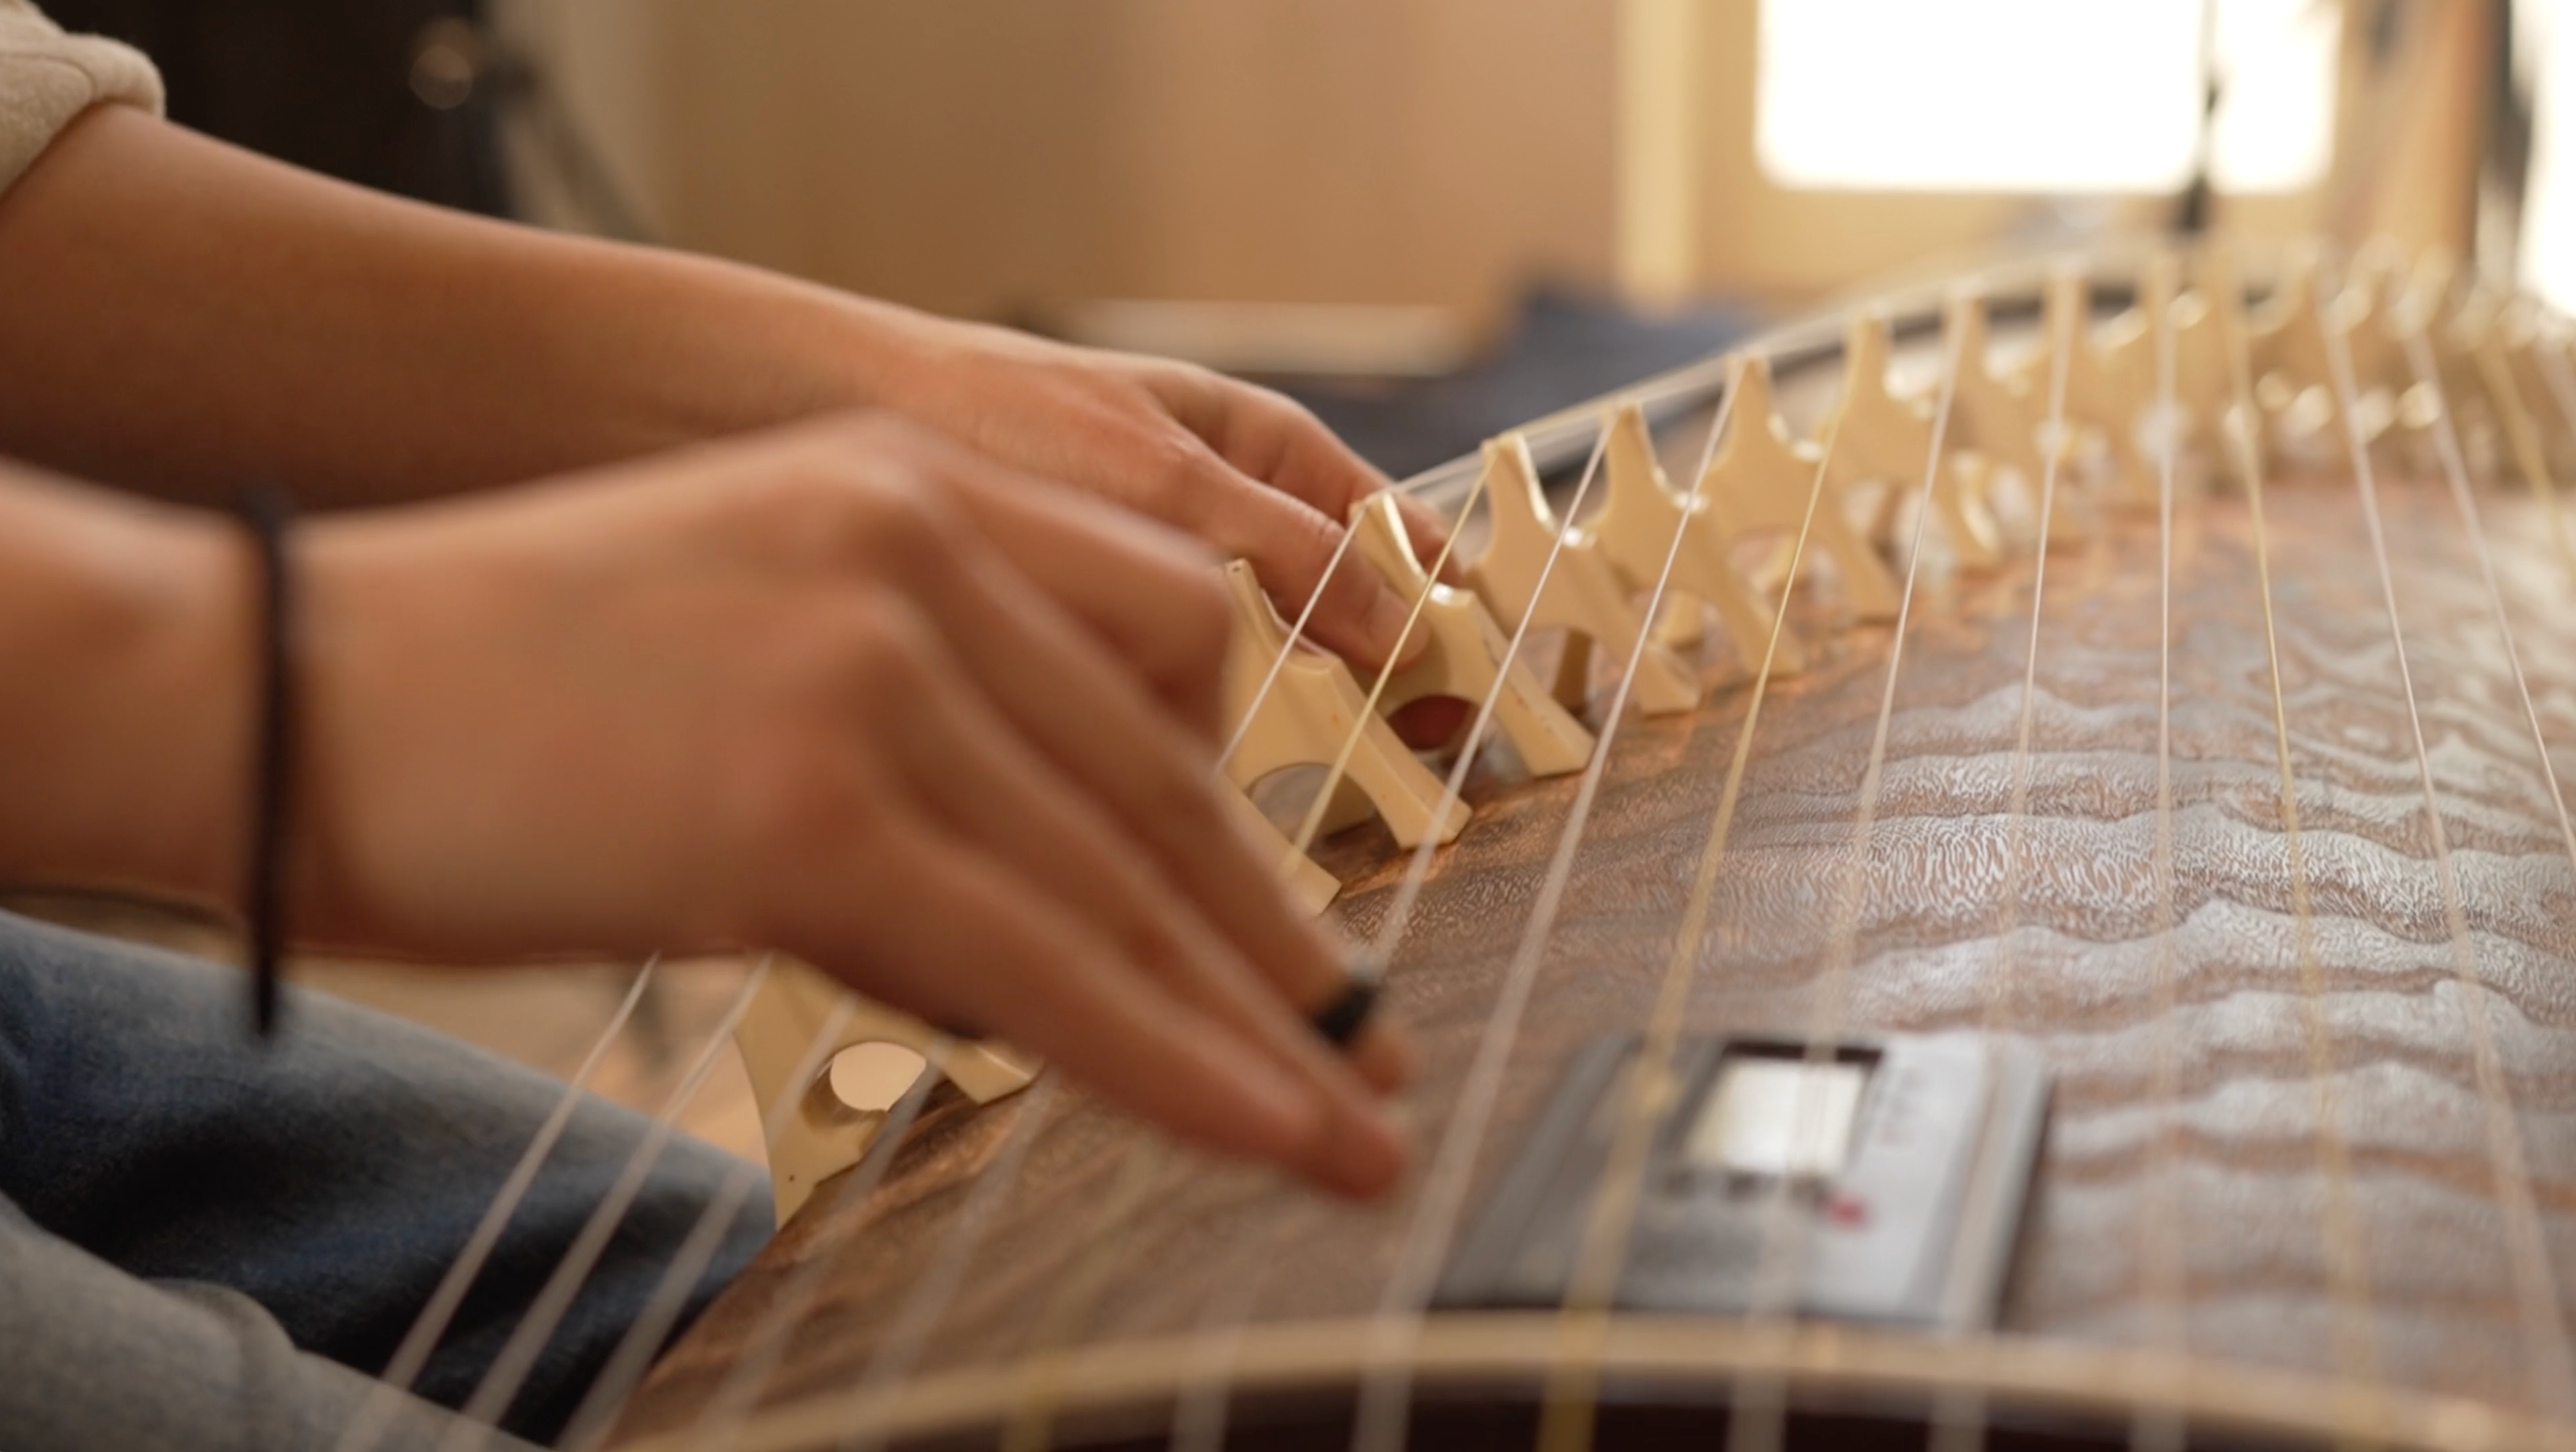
[774,543,1407,1197]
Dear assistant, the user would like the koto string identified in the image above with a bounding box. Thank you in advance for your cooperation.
[998,1143,1177,1452]
[996,409,1618,1452]
[688,472,1484,1452]
[2136,254,2189,1452]
[1929,266,2080,1452]
[1165,425,1619,1452]
[2318,278,2576,1424]
[1218,469,1447,776]
[2532,329,2576,442]
[665,1040,951,1452]
[733,471,1445,1449]
[1164,1203,1288,1452]
[1986,282,2079,1014]
[1218,522,1365,775]
[825,1079,1066,1452]
[1707,302,1966,1452]
[2469,335,2576,586]
[2396,313,2576,1412]
[2523,338,2576,582]
[2400,323,2576,884]
[437,958,773,1452]
[2220,252,2385,1443]
[332,958,661,1452]
[1357,424,1615,976]
[987,461,1505,1452]
[1279,473,1492,865]
[553,994,864,1452]
[1348,380,1748,1452]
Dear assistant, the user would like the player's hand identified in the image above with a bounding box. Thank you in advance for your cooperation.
[848,307,1454,669]
[280,413,1409,1198]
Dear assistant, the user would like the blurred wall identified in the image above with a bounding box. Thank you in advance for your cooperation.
[502,0,1618,329]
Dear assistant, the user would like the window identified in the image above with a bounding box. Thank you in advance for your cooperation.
[2522,1,2576,313]
[1755,0,2339,194]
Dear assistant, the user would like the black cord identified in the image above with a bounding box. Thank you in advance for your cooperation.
[238,488,297,1039]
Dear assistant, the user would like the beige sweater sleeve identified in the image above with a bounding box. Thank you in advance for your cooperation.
[0,0,160,194]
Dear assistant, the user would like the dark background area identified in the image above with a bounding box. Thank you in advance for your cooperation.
[42,0,510,215]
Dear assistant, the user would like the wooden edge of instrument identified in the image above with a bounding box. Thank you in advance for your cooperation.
[614,1314,2565,1452]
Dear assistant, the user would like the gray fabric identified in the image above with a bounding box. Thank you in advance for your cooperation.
[0,909,773,1450]
[0,0,162,196]
[0,1198,498,1452]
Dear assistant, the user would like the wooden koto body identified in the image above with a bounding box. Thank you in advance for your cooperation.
[617,478,2576,1450]
[609,251,2576,1452]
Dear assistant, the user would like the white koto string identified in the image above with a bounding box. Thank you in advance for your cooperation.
[1348,376,1746,1452]
[826,1079,1065,1452]
[553,994,865,1452]
[2528,334,2576,515]
[723,469,1455,1452]
[1165,1209,1284,1452]
[2397,312,2576,1411]
[998,1141,1182,1452]
[662,1041,952,1452]
[2399,324,2576,882]
[2212,252,2385,1435]
[2524,339,2576,533]
[2320,285,2576,1423]
[331,958,661,1452]
[963,459,1513,1452]
[2469,333,2576,585]
[436,958,773,1452]
[2134,256,2189,1452]
[1354,425,1614,978]
[1217,521,1366,774]
[1975,279,2076,1021]
[1927,270,2079,1452]
[1218,468,1448,775]
[1167,423,1619,1452]
[1715,314,1964,1452]
[1280,473,1494,863]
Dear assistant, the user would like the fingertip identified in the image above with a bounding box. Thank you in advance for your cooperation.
[1220,1048,1330,1164]
[1395,494,1464,583]
[1362,583,1434,671]
[1309,1101,1410,1200]
[1298,565,1430,675]
[1350,1018,1417,1095]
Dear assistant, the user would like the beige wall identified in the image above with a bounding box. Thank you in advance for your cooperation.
[511,1,1618,329]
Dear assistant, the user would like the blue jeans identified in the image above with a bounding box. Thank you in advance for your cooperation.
[0,909,773,1451]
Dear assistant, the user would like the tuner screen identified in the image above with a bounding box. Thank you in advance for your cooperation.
[1686,1056,1868,1179]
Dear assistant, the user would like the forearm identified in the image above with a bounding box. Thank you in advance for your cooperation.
[0,105,928,507]
[0,463,244,906]
[0,105,1435,670]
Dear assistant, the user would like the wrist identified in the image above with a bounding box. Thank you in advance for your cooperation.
[127,508,259,912]
[808,290,975,413]
[0,485,257,912]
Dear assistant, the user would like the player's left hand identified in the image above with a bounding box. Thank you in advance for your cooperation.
[847,308,1455,673]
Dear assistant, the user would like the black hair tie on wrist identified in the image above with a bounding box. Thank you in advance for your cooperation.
[237,488,297,1040]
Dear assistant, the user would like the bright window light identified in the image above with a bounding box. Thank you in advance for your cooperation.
[1756,0,2339,194]
[2522,1,2576,313]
